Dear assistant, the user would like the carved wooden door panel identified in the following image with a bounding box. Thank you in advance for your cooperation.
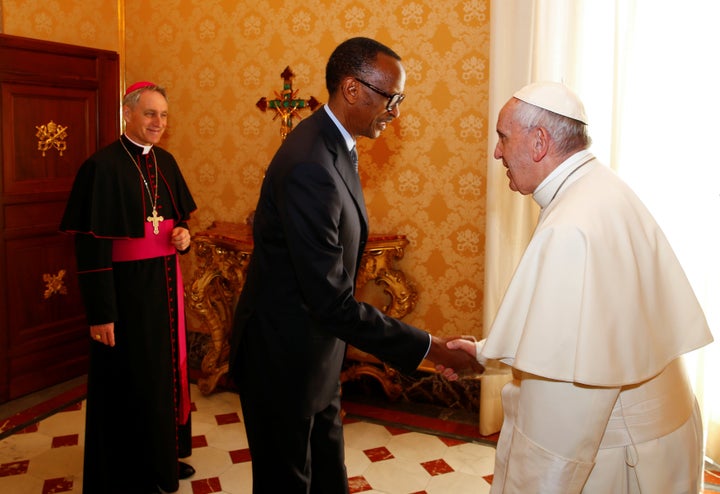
[0,34,119,403]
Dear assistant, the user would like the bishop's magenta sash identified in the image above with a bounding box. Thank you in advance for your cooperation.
[112,220,191,423]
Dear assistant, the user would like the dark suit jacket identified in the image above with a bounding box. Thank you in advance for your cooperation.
[230,107,429,417]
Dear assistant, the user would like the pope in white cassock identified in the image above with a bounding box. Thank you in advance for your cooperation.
[448,82,714,493]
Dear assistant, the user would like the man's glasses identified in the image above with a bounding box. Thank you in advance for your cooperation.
[355,78,405,112]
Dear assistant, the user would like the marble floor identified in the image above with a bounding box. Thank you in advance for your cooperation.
[1,380,719,494]
[0,381,498,494]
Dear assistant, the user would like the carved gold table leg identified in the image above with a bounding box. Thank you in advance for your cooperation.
[356,238,418,319]
[187,237,250,395]
[340,236,418,398]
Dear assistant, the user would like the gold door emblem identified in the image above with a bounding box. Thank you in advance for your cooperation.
[43,269,68,299]
[36,120,68,156]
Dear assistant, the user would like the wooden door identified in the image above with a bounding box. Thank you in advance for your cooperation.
[0,34,119,403]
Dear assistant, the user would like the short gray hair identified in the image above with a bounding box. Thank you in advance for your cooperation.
[513,99,591,155]
[123,84,168,108]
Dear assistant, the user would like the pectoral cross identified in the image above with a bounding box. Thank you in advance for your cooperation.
[147,209,164,235]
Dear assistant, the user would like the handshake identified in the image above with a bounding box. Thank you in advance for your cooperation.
[427,335,485,380]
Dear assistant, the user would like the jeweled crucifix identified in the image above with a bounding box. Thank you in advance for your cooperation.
[256,66,321,141]
[147,209,164,235]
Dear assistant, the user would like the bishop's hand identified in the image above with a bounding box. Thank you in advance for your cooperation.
[171,226,191,252]
[89,322,116,347]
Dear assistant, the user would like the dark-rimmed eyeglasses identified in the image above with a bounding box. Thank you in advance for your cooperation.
[355,78,405,112]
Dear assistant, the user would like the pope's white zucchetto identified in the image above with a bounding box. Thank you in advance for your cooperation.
[513,81,588,125]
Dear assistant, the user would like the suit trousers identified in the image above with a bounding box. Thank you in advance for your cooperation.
[237,373,349,494]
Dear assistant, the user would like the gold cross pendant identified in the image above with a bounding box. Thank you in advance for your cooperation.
[147,208,164,235]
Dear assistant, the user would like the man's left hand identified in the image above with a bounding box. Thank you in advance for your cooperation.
[171,227,191,251]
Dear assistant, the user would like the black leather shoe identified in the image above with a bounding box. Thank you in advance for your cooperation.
[179,461,196,479]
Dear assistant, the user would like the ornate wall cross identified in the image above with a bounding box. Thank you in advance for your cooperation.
[256,66,321,141]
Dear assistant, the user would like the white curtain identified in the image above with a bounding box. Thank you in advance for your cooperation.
[485,0,720,462]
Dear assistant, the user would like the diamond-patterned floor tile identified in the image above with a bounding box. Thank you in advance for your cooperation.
[42,476,73,494]
[214,412,240,425]
[192,435,208,448]
[229,448,252,464]
[348,474,373,493]
[51,434,79,448]
[421,458,454,476]
[190,476,222,494]
[364,446,394,462]
[0,459,29,477]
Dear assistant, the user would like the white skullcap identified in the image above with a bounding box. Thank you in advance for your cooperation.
[513,81,588,124]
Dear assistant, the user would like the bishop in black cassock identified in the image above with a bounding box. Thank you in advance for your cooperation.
[60,82,197,494]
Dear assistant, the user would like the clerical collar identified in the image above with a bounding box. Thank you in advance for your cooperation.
[123,134,153,155]
[324,105,355,154]
[533,150,594,209]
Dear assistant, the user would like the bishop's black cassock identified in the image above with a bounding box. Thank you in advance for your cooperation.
[60,135,196,493]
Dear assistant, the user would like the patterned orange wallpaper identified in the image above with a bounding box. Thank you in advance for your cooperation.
[1,0,490,338]
[1,0,118,51]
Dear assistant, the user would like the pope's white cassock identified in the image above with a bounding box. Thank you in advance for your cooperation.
[480,150,714,493]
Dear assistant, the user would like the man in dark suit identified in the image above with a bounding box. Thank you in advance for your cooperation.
[230,37,483,494]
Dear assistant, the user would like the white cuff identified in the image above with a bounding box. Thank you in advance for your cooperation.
[476,338,488,366]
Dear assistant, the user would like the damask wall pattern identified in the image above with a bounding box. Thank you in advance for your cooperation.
[1,0,491,338]
[1,0,117,52]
